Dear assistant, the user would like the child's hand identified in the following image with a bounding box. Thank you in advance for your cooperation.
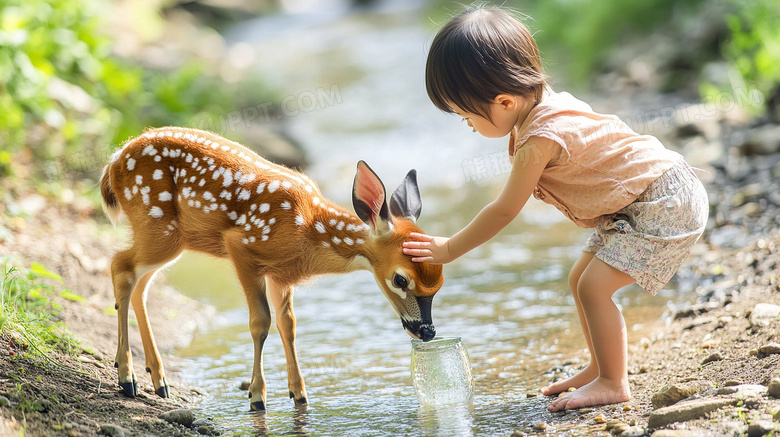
[402,233,453,264]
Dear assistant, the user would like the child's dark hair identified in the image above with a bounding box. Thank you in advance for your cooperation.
[426,6,546,121]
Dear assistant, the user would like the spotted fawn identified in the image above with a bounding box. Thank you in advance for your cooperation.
[100,127,443,410]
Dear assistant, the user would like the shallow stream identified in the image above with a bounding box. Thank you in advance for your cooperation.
[163,3,692,435]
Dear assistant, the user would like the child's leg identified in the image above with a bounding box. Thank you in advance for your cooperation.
[541,252,599,395]
[548,257,635,411]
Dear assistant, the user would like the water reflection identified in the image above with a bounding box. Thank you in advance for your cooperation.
[417,403,474,437]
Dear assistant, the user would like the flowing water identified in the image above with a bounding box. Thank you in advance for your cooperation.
[162,2,694,435]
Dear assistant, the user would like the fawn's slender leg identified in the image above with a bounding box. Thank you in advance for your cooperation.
[130,253,182,398]
[267,277,307,406]
[111,249,139,397]
[225,232,272,411]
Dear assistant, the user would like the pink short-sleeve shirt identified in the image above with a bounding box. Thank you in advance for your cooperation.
[509,90,682,228]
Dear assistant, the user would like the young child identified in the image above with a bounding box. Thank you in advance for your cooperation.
[402,6,709,411]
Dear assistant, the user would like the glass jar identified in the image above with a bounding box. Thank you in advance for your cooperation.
[410,337,474,405]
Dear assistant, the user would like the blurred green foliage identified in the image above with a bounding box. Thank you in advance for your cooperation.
[425,0,780,112]
[0,0,274,181]
[718,0,780,108]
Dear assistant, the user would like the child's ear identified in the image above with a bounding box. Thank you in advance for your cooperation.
[493,94,518,110]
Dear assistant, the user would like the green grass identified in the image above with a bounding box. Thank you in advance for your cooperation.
[0,260,82,359]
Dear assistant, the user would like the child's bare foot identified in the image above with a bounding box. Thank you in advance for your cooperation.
[541,364,598,396]
[547,377,630,411]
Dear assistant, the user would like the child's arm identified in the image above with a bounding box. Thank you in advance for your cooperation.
[403,137,559,264]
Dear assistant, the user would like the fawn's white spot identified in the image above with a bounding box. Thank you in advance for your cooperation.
[344,237,354,245]
[236,214,247,225]
[337,221,345,230]
[329,219,337,226]
[174,132,182,138]
[259,203,270,213]
[262,235,269,241]
[228,211,238,220]
[199,179,206,187]
[238,189,251,201]
[149,206,164,218]
[223,169,233,187]
[203,191,214,201]
[268,218,276,225]
[295,215,305,226]
[312,197,320,206]
[244,224,251,231]
[281,201,291,210]
[127,158,136,171]
[239,174,256,185]
[159,191,172,202]
[268,181,280,193]
[132,186,138,195]
[142,145,157,156]
[135,175,143,185]
[315,222,326,233]
[153,169,163,180]
[221,145,230,152]
[322,241,330,247]
[356,238,365,245]
[332,236,342,245]
[256,182,266,194]
[219,190,232,200]
[182,187,192,198]
[213,167,225,180]
[305,185,313,193]
[242,238,249,245]
[154,155,161,162]
[124,188,132,200]
[262,226,270,235]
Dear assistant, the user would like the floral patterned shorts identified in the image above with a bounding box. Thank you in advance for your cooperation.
[583,160,709,295]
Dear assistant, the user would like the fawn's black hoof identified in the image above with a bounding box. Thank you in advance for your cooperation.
[156,385,169,398]
[119,381,137,398]
[290,391,307,405]
[250,400,266,411]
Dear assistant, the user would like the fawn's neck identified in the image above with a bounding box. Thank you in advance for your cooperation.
[302,197,374,273]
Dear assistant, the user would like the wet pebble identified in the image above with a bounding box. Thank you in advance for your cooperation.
[159,409,195,427]
[610,422,630,435]
[238,381,250,391]
[594,413,607,423]
[531,422,548,431]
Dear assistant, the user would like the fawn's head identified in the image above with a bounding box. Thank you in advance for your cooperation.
[352,161,444,341]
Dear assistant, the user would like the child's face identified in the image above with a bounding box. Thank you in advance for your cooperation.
[450,96,531,138]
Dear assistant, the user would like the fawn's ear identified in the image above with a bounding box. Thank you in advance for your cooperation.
[352,161,391,234]
[389,169,421,222]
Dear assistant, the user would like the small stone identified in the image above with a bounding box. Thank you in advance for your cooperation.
[701,338,720,349]
[747,420,776,437]
[526,392,538,398]
[238,381,250,391]
[192,418,209,427]
[611,423,630,435]
[702,352,723,364]
[532,422,548,431]
[749,349,759,356]
[605,421,619,430]
[100,424,129,437]
[651,383,710,409]
[723,380,742,387]
[758,342,780,356]
[648,398,736,428]
[0,396,10,407]
[749,303,780,327]
[622,404,634,411]
[159,409,195,427]
[579,408,594,414]
[197,425,215,435]
[620,426,646,437]
[594,413,607,423]
[768,378,780,398]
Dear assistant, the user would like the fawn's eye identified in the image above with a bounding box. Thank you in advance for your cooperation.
[393,274,408,290]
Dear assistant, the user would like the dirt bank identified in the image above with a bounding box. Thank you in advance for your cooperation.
[0,192,216,436]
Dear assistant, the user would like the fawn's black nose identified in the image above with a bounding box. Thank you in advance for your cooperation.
[420,326,436,342]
